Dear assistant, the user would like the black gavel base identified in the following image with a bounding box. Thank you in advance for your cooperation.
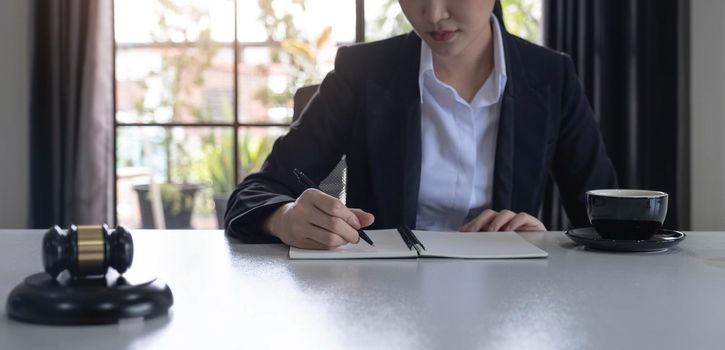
[6,272,173,325]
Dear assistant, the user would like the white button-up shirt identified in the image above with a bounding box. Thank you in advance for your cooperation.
[415,15,508,231]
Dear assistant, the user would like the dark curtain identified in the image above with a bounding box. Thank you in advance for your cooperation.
[542,0,690,230]
[30,0,114,228]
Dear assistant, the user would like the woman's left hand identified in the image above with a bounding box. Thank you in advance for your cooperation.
[460,209,546,232]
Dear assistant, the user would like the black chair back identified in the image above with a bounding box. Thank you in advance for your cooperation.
[292,85,347,201]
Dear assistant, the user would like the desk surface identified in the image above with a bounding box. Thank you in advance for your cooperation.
[1,230,725,350]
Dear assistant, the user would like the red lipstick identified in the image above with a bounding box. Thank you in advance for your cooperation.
[430,31,456,42]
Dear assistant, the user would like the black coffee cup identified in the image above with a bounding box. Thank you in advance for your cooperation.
[586,189,668,240]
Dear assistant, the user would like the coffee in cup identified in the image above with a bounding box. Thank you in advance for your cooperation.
[585,189,668,240]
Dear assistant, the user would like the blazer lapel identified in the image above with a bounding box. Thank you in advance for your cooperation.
[366,31,550,225]
[401,93,422,228]
[493,32,549,212]
[366,33,422,229]
[493,92,515,211]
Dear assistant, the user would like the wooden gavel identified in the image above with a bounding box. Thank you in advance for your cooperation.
[42,224,133,279]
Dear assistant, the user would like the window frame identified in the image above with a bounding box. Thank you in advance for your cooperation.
[112,0,366,226]
[112,0,543,227]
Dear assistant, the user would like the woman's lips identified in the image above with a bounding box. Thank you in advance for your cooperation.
[430,31,456,42]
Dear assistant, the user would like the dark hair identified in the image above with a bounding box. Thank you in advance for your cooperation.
[493,0,505,29]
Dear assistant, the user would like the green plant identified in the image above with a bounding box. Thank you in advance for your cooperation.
[501,0,542,43]
[367,0,412,42]
[133,0,219,184]
[254,0,334,121]
[128,0,221,226]
[157,183,195,215]
[196,135,235,194]
[194,131,275,195]
[239,132,275,179]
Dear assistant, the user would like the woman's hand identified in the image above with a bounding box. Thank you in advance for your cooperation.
[264,189,375,249]
[460,209,546,232]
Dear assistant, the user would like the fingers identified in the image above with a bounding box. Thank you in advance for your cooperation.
[487,210,517,232]
[303,225,350,248]
[459,209,547,232]
[284,224,351,250]
[303,189,362,229]
[289,236,352,250]
[295,189,365,245]
[460,209,497,232]
[279,207,355,249]
[307,210,360,244]
[502,213,530,231]
[291,238,333,250]
[350,208,375,228]
[502,213,547,232]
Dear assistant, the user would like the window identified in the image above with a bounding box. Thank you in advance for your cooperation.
[114,0,542,229]
[501,0,543,44]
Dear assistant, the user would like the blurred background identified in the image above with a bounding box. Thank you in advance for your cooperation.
[112,0,540,230]
[1,0,722,231]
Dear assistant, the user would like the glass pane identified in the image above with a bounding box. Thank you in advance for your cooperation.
[114,0,234,43]
[364,0,412,42]
[237,0,355,123]
[501,0,543,44]
[238,46,288,123]
[116,47,234,124]
[236,1,268,43]
[238,0,355,44]
[238,127,287,180]
[363,0,543,44]
[237,42,337,123]
[116,126,234,229]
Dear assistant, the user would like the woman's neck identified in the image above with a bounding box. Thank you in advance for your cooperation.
[432,23,495,103]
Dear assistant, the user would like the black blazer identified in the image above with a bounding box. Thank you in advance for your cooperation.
[224,31,618,243]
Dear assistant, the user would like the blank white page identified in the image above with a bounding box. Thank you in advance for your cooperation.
[413,230,548,259]
[289,229,418,259]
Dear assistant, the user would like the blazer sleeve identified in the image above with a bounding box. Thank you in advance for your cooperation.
[223,47,359,243]
[552,54,619,228]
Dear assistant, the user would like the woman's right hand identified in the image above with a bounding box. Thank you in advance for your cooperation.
[264,189,375,249]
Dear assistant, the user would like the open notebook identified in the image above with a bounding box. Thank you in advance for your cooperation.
[289,227,548,260]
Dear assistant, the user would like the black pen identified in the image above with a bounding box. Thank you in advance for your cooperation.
[293,168,375,246]
[399,225,426,251]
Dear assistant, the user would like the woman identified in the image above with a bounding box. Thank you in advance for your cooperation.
[224,0,618,249]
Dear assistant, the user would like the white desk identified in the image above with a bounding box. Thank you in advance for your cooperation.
[1,230,725,350]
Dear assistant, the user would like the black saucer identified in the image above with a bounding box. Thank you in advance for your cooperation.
[565,227,686,252]
[6,271,173,325]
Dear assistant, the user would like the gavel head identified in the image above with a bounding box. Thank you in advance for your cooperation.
[42,224,134,279]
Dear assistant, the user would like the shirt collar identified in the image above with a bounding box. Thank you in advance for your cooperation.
[418,14,508,107]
